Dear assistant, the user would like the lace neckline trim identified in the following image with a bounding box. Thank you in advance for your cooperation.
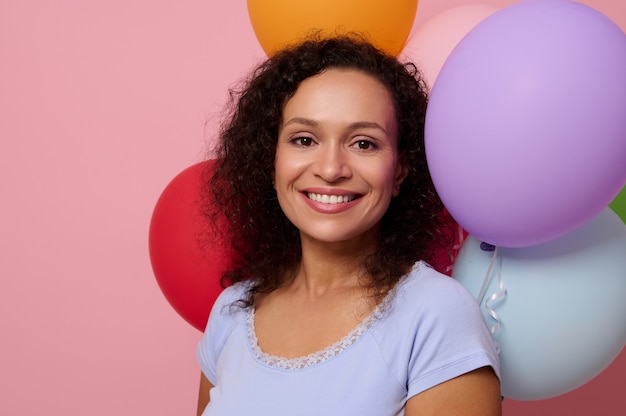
[245,272,410,371]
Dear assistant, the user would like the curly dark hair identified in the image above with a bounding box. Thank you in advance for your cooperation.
[201,33,455,306]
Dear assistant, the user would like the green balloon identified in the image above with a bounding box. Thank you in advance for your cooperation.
[609,185,626,223]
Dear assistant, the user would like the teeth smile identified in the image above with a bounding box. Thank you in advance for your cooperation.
[307,192,356,204]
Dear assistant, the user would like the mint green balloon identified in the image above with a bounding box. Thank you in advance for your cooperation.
[609,185,625,223]
[452,208,626,400]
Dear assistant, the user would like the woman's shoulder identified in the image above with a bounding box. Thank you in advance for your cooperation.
[197,280,253,383]
[390,261,483,321]
[200,280,251,340]
[218,280,251,301]
[374,262,500,386]
[211,280,252,315]
[402,262,475,299]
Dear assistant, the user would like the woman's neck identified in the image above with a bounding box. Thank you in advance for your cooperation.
[286,233,378,298]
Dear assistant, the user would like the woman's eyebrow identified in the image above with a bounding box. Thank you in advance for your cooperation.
[283,118,387,133]
[347,121,387,133]
[283,117,318,127]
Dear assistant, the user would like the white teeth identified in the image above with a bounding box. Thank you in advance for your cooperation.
[307,192,356,204]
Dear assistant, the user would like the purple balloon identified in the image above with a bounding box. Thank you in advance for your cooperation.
[425,0,626,247]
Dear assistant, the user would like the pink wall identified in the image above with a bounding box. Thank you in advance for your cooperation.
[0,1,623,414]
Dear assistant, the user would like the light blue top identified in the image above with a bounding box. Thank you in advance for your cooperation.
[197,262,500,415]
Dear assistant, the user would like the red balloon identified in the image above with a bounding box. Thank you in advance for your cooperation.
[429,211,468,276]
[149,160,230,331]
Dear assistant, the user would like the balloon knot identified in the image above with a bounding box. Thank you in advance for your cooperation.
[480,242,496,251]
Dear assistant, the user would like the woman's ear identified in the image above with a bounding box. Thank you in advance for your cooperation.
[393,159,408,196]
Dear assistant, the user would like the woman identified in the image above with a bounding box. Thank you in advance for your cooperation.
[196,34,501,415]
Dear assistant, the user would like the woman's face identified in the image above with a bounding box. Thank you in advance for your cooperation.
[274,68,405,246]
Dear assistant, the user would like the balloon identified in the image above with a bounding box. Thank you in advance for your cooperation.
[428,214,468,276]
[399,4,498,89]
[246,0,417,57]
[149,161,229,331]
[609,185,626,223]
[425,0,626,247]
[452,208,626,400]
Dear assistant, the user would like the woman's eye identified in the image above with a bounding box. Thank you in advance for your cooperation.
[292,136,314,146]
[355,139,376,150]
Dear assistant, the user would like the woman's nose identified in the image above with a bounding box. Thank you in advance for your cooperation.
[312,144,352,182]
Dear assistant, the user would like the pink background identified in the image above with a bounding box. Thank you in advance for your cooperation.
[1,1,624,414]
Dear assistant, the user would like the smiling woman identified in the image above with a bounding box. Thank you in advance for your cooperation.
[196,34,501,416]
[274,69,403,245]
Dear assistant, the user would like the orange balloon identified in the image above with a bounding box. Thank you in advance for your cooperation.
[247,0,418,57]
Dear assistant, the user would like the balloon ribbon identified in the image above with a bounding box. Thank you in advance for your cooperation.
[477,244,507,352]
